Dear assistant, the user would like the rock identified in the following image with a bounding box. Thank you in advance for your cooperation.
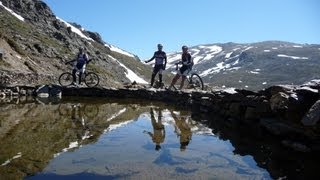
[0,48,4,60]
[281,140,311,152]
[228,103,243,117]
[296,86,319,99]
[85,31,105,44]
[270,92,289,111]
[33,43,43,53]
[53,32,66,42]
[264,85,294,98]
[36,85,50,98]
[245,107,258,120]
[256,100,272,116]
[260,118,304,136]
[301,100,320,126]
[50,85,62,98]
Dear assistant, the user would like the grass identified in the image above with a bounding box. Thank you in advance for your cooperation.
[5,37,26,56]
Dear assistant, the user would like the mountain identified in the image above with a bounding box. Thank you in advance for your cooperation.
[0,0,151,86]
[167,41,320,90]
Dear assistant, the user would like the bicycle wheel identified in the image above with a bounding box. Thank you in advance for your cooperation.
[83,104,99,118]
[59,72,73,86]
[189,73,204,90]
[84,72,100,87]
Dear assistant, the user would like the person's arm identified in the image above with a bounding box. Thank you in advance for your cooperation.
[84,54,91,64]
[185,54,192,66]
[145,53,155,63]
[65,59,76,65]
[163,53,167,69]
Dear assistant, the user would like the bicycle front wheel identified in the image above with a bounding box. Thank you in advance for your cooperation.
[189,73,204,90]
[59,72,73,86]
[85,72,100,87]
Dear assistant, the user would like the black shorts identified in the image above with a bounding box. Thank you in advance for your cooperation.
[179,65,190,76]
[153,64,164,75]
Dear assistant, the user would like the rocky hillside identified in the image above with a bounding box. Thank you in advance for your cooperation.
[167,41,320,90]
[0,0,152,87]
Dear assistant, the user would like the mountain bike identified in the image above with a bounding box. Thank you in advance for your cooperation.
[172,64,204,90]
[58,59,100,87]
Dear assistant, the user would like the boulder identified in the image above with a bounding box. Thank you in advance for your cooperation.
[270,92,289,111]
[36,85,62,98]
[244,107,258,120]
[260,118,304,136]
[50,85,62,98]
[0,48,4,60]
[301,100,320,126]
[281,140,311,152]
[36,85,49,98]
[264,85,294,98]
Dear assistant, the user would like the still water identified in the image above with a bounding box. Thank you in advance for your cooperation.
[0,98,271,179]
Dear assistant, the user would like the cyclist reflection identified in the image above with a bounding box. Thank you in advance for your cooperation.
[171,111,192,152]
[144,108,165,151]
[70,104,88,139]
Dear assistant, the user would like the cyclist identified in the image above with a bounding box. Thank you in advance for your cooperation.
[66,47,90,86]
[145,44,167,88]
[168,45,193,90]
[143,108,165,151]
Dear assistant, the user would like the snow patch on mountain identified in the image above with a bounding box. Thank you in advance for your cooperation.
[199,45,222,61]
[105,44,135,58]
[249,70,260,74]
[293,45,303,48]
[200,61,232,76]
[225,52,233,58]
[108,55,147,84]
[243,46,254,51]
[264,50,271,52]
[56,17,93,41]
[277,54,308,60]
[0,2,25,21]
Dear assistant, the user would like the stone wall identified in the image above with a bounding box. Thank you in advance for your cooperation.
[1,80,319,152]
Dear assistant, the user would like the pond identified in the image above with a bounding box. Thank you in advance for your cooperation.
[0,97,294,179]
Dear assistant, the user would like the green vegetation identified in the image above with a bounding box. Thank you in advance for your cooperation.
[5,36,26,56]
[0,60,11,67]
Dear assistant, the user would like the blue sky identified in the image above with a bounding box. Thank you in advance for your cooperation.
[43,0,319,59]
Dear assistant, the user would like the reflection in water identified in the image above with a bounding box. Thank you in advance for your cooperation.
[171,111,192,152]
[0,98,273,179]
[144,108,165,151]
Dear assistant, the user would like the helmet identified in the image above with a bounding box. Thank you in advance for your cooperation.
[157,44,163,48]
[79,47,84,52]
[182,45,188,50]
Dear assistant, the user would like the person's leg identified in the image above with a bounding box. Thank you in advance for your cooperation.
[151,73,156,87]
[79,72,83,84]
[169,74,180,88]
[158,68,163,84]
[179,75,187,90]
[72,69,77,83]
[79,66,85,85]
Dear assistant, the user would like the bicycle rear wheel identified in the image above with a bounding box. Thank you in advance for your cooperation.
[59,72,73,86]
[189,73,204,90]
[85,72,100,87]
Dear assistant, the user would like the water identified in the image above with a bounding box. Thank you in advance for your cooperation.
[1,98,272,179]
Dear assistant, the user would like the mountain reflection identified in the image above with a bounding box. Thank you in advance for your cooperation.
[0,98,216,179]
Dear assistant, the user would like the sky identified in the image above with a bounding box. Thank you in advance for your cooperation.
[43,0,320,60]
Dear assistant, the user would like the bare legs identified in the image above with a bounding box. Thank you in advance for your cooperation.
[169,74,186,90]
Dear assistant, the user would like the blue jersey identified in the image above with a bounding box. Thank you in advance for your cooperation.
[154,51,167,65]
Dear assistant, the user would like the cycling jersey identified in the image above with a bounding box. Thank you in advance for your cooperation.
[179,53,192,76]
[74,53,88,73]
[154,51,167,65]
